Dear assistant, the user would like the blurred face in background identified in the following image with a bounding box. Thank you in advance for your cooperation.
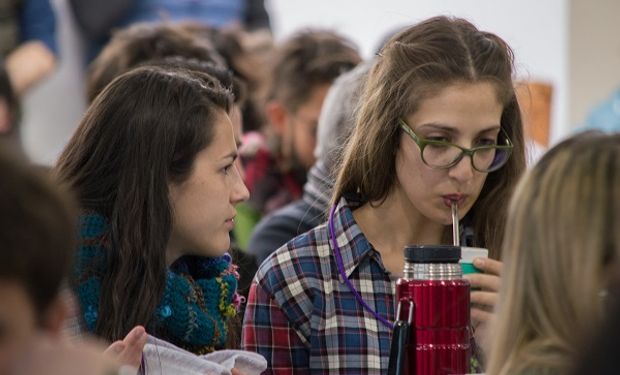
[268,83,332,172]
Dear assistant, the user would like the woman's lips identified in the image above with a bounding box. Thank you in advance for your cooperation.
[225,217,235,229]
[442,194,467,207]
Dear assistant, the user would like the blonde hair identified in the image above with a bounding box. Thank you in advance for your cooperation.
[331,16,526,257]
[487,132,620,375]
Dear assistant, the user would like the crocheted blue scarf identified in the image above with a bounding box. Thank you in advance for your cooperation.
[73,213,240,354]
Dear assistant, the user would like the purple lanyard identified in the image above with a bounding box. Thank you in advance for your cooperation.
[328,204,395,330]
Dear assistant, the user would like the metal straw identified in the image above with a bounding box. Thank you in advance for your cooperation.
[451,202,460,246]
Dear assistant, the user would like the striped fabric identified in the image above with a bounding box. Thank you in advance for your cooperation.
[242,197,396,375]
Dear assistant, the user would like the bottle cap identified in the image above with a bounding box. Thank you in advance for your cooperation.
[404,245,460,263]
[459,247,489,263]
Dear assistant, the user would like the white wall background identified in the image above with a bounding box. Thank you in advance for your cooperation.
[20,0,569,164]
[569,0,620,128]
[21,0,87,165]
[268,0,569,143]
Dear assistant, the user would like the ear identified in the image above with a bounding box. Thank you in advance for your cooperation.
[264,101,289,136]
[0,98,13,134]
[41,294,70,336]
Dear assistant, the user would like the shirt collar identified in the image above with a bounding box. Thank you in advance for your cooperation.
[329,196,377,281]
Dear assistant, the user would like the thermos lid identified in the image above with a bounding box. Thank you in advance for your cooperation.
[404,245,461,263]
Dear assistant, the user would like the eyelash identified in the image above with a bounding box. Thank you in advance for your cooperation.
[476,137,497,146]
[427,135,449,142]
[222,164,233,175]
[426,135,497,146]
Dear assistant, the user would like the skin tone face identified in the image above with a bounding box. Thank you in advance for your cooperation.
[396,81,503,227]
[167,110,250,264]
[285,83,331,171]
[353,81,503,275]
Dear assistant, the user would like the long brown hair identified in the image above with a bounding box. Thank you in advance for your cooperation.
[332,16,526,257]
[487,132,620,374]
[266,29,361,112]
[55,64,232,342]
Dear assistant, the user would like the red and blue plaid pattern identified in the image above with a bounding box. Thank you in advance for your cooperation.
[242,198,396,374]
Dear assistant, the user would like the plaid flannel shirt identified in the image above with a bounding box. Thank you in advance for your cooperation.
[242,197,396,374]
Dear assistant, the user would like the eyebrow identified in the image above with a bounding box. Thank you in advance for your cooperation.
[221,150,238,162]
[417,123,501,134]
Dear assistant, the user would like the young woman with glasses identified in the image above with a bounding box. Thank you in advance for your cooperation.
[242,16,526,374]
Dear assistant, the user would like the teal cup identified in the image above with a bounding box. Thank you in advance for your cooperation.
[459,247,488,275]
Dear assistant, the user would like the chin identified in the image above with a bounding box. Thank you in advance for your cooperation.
[425,207,453,226]
[435,205,470,226]
[192,240,230,258]
[209,243,230,257]
[439,216,454,226]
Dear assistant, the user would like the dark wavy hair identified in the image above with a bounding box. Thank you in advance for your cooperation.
[55,64,232,341]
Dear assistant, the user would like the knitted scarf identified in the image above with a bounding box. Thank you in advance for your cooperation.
[73,213,242,354]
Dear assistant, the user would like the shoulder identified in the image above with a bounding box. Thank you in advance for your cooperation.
[252,223,334,331]
[253,200,309,236]
[254,222,332,296]
[248,200,323,260]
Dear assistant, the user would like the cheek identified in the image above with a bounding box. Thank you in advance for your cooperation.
[471,173,489,199]
[177,182,233,252]
[173,185,210,228]
[178,187,218,227]
[397,147,431,187]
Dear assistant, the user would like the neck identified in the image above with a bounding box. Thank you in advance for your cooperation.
[166,237,183,267]
[352,186,446,264]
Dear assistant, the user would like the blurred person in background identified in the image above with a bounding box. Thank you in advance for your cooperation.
[68,0,271,63]
[0,148,144,375]
[0,59,22,156]
[247,60,371,266]
[487,132,620,375]
[235,29,361,250]
[0,0,57,95]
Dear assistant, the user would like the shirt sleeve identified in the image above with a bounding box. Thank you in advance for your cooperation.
[243,0,271,31]
[19,0,58,55]
[242,281,310,375]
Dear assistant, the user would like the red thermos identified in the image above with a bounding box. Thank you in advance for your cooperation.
[389,245,471,375]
